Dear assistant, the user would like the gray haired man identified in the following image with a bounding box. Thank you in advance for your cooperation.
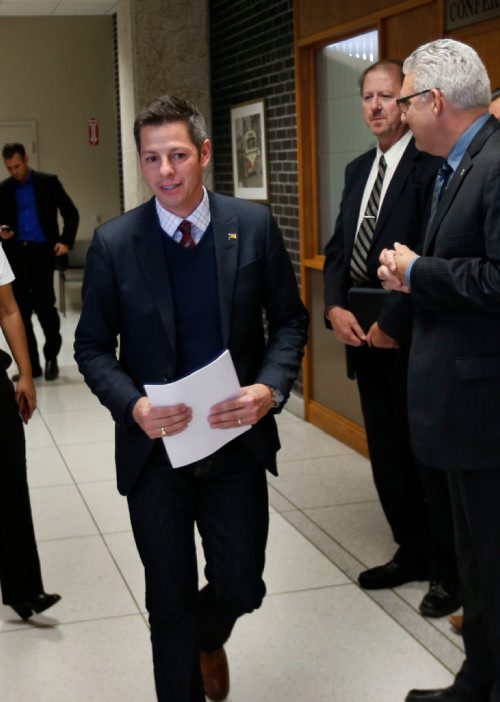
[378,39,500,702]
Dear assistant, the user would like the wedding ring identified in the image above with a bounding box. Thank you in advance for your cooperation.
[237,418,242,426]
[160,427,167,437]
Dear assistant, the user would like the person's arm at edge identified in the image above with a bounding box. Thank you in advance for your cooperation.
[0,283,36,421]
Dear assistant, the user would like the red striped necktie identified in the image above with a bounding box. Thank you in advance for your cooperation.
[179,220,196,249]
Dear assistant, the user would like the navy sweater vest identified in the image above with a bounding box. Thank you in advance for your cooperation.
[161,224,224,378]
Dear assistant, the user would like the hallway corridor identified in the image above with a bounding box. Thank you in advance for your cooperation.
[0,309,463,701]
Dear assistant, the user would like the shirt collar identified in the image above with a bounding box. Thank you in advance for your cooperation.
[155,186,211,239]
[447,112,490,171]
[376,130,412,168]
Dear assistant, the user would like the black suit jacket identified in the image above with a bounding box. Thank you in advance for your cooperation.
[323,137,440,374]
[74,192,309,495]
[408,116,500,472]
[0,169,79,255]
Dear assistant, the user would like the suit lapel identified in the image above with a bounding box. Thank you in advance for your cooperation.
[209,192,239,346]
[372,140,416,244]
[346,152,373,250]
[423,157,471,253]
[423,117,499,253]
[132,200,177,358]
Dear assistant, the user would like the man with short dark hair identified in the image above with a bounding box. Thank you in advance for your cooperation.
[379,38,500,702]
[0,143,79,381]
[323,59,458,618]
[75,95,308,702]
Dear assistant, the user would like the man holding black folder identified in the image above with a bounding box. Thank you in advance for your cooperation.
[323,60,458,618]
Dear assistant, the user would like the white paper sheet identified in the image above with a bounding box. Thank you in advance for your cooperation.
[144,349,249,468]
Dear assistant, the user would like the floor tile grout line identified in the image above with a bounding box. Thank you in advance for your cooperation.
[0,611,151,635]
[266,581,355,598]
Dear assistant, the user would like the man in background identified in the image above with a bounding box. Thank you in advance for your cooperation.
[378,38,500,702]
[0,143,79,381]
[324,59,459,618]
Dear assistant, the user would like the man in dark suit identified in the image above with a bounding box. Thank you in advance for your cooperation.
[74,95,308,702]
[0,143,79,381]
[378,39,500,702]
[323,60,458,617]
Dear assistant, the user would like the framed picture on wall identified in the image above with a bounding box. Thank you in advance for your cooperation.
[230,99,268,201]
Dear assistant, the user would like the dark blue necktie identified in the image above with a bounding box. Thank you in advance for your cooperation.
[428,161,453,227]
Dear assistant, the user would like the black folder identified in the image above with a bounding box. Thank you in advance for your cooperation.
[348,287,390,333]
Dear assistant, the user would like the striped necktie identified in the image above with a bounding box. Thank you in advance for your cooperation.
[350,154,387,285]
[178,220,196,249]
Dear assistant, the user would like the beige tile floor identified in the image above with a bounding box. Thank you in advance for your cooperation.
[0,301,464,701]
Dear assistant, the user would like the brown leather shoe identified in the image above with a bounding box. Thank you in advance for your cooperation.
[200,646,229,701]
[448,614,463,634]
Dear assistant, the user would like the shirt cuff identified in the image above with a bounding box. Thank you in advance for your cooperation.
[405,256,420,288]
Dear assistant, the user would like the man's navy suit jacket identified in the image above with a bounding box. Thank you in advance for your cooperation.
[408,116,500,472]
[74,191,309,495]
[0,170,79,253]
[323,137,440,373]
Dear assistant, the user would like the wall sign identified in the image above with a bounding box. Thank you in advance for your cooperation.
[446,0,500,30]
[88,118,99,146]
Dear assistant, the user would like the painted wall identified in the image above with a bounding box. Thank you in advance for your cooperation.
[0,16,121,243]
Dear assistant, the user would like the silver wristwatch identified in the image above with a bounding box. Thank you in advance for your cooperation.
[267,386,284,408]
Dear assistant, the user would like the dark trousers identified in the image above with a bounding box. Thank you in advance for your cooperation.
[354,346,456,582]
[11,242,62,371]
[127,440,269,702]
[448,468,500,702]
[0,371,43,605]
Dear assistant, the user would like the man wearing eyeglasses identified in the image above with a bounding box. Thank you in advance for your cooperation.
[379,39,500,702]
[323,60,458,619]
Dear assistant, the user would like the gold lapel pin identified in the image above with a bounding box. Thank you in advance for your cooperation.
[460,168,465,176]
[227,232,238,241]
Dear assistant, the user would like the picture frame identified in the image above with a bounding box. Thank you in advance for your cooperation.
[230,99,269,201]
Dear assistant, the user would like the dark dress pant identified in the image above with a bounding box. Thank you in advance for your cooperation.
[0,371,43,605]
[447,468,500,702]
[354,345,456,581]
[11,241,62,371]
[127,439,269,702]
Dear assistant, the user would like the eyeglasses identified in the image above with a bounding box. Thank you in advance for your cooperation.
[396,89,432,113]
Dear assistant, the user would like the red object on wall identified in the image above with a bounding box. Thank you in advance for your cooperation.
[88,118,99,146]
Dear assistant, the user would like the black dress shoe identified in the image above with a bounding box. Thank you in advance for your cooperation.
[44,358,59,381]
[419,581,461,618]
[11,367,43,382]
[11,592,61,620]
[358,559,428,590]
[406,687,476,701]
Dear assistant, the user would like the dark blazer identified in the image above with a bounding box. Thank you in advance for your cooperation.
[0,169,79,252]
[323,136,441,373]
[408,116,500,472]
[74,192,309,495]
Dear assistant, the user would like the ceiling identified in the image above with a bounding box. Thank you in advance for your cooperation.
[0,1,117,15]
